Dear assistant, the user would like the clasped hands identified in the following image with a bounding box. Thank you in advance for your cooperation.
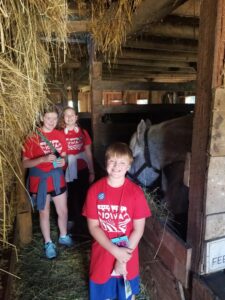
[113,246,133,276]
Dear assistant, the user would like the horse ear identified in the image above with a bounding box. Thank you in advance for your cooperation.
[137,119,146,142]
[145,119,152,129]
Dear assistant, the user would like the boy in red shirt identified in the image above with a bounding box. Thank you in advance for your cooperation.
[83,142,151,300]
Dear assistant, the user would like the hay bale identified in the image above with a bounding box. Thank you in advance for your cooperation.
[0,0,68,245]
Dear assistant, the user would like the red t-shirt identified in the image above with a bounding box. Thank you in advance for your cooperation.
[23,129,67,193]
[82,177,151,284]
[61,127,92,170]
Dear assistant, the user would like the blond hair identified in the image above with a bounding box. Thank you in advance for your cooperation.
[105,142,133,165]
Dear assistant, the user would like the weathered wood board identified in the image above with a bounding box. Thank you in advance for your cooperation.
[142,217,192,288]
[16,166,32,246]
[192,275,217,300]
[209,88,225,156]
[140,236,182,300]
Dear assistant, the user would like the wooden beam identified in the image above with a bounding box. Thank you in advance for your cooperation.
[67,20,90,33]
[110,58,193,69]
[16,165,32,246]
[119,49,197,62]
[143,22,199,40]
[125,39,198,52]
[102,103,195,114]
[127,0,188,36]
[103,64,196,72]
[92,79,196,91]
[172,0,200,18]
[164,15,200,26]
[102,70,196,82]
[104,72,196,81]
[60,61,81,69]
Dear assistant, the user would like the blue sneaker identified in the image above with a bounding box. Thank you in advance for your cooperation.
[44,242,57,259]
[58,235,74,247]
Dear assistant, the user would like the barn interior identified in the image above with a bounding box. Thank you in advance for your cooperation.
[54,0,198,108]
[2,0,225,299]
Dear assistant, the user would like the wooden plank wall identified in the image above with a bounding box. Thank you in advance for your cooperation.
[189,0,225,298]
[140,217,192,300]
[187,0,220,273]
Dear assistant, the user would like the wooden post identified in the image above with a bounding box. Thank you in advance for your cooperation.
[16,164,32,246]
[89,39,104,165]
[187,0,225,279]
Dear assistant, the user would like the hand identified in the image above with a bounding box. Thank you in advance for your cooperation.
[113,261,127,276]
[43,154,57,163]
[54,157,66,168]
[113,246,133,264]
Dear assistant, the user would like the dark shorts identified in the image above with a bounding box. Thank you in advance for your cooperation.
[30,186,67,198]
[89,275,140,300]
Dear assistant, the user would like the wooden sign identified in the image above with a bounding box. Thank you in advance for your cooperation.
[206,238,225,273]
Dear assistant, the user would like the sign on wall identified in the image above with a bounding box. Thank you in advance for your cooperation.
[206,238,225,273]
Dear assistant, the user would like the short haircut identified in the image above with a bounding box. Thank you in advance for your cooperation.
[43,104,59,116]
[105,142,133,165]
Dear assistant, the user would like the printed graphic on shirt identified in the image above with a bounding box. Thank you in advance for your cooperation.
[40,140,62,154]
[97,204,131,234]
[66,137,83,151]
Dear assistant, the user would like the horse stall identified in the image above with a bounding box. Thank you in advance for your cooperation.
[91,102,194,299]
[88,1,225,298]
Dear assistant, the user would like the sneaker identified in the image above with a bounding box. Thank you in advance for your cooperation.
[58,235,75,247]
[44,242,57,259]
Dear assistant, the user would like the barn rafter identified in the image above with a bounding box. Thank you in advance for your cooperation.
[61,0,200,90]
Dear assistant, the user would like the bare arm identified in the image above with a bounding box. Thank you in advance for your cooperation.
[128,218,146,250]
[87,218,133,263]
[22,154,56,169]
[84,144,95,183]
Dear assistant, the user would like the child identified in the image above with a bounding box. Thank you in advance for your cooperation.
[22,105,74,259]
[83,142,151,300]
[60,107,95,236]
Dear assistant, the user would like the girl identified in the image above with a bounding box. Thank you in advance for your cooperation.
[22,105,74,259]
[60,107,95,237]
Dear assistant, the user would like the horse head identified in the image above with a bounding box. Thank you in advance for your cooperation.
[128,119,161,188]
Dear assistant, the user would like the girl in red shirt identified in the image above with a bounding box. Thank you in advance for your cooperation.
[60,107,95,237]
[23,106,74,259]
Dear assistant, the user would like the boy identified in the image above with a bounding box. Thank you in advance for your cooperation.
[83,142,151,300]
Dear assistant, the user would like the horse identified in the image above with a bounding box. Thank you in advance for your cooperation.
[128,114,193,238]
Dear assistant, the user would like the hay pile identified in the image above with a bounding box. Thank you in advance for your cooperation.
[11,210,151,300]
[0,0,68,245]
[143,188,173,221]
[90,0,143,61]
[0,0,146,246]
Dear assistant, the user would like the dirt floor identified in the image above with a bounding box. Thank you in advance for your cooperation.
[5,209,151,300]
